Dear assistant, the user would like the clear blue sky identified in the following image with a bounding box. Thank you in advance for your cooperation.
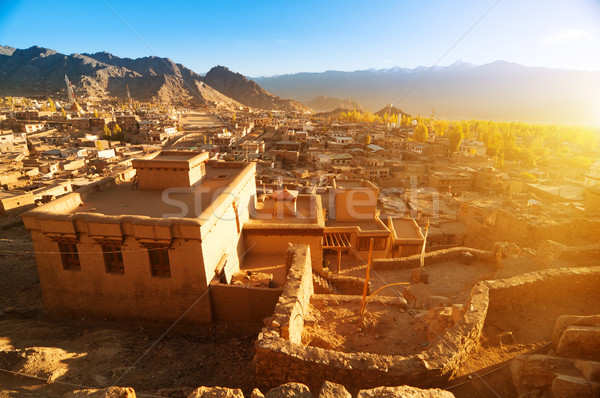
[1,0,599,76]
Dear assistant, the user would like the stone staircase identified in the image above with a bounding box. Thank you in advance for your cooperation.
[312,272,341,295]
[511,314,600,397]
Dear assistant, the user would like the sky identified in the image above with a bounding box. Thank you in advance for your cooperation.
[1,0,600,76]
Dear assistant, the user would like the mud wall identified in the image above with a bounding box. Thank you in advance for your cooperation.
[372,247,494,270]
[209,283,283,324]
[256,250,600,394]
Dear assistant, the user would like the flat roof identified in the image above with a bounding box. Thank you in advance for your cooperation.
[389,218,424,240]
[71,162,251,219]
[246,195,323,227]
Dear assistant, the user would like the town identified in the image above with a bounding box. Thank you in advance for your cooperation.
[0,82,599,398]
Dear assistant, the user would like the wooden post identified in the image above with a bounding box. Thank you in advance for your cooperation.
[360,238,374,315]
[420,219,429,269]
[337,250,342,274]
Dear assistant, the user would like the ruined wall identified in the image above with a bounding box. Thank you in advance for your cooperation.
[209,283,283,324]
[255,244,492,393]
[372,247,494,270]
[267,244,314,344]
[485,267,600,316]
[256,255,600,394]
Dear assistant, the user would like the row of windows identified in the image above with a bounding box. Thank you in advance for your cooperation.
[57,243,171,278]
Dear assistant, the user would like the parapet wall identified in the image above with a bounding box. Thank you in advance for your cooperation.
[267,244,314,344]
[256,252,600,394]
[372,247,494,270]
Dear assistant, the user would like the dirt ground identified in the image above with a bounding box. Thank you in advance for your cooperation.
[448,259,600,398]
[0,223,257,398]
[344,259,497,305]
[302,298,429,356]
[1,219,598,397]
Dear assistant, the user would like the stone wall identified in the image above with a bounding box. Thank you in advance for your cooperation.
[372,247,494,270]
[256,248,600,394]
[537,240,600,266]
[255,246,491,394]
[267,244,314,344]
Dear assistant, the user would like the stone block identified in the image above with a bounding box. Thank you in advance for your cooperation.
[187,387,244,398]
[357,385,455,397]
[265,382,312,398]
[551,375,595,398]
[62,387,136,398]
[574,360,600,382]
[318,381,350,398]
[556,326,600,359]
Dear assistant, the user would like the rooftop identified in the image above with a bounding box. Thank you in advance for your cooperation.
[72,161,253,219]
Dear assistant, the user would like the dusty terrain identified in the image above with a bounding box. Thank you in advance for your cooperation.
[1,220,598,397]
[0,223,257,397]
[302,298,428,356]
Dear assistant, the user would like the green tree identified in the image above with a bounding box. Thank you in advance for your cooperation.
[93,110,99,118]
[365,134,371,145]
[61,108,66,118]
[113,123,122,135]
[414,124,428,143]
[102,125,111,138]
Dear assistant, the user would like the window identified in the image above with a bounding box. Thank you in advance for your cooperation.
[102,244,124,274]
[58,242,80,270]
[148,247,171,278]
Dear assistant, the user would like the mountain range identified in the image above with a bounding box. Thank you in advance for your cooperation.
[1,45,599,125]
[254,62,600,125]
[0,46,306,112]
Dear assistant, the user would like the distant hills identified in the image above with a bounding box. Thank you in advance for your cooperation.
[253,62,600,125]
[2,45,599,124]
[303,95,367,113]
[0,46,306,112]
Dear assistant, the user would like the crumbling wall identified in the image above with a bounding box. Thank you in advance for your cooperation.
[255,245,491,393]
[256,253,600,394]
[267,244,314,343]
[372,247,494,270]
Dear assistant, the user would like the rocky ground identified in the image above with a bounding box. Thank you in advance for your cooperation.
[0,223,257,398]
[0,219,598,397]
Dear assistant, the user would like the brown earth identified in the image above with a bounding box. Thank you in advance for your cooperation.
[0,223,257,398]
[302,299,429,356]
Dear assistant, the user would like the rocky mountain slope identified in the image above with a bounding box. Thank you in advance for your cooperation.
[0,46,305,112]
[204,66,309,113]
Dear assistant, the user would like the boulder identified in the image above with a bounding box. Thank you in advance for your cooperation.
[357,385,454,397]
[551,375,596,398]
[251,388,265,398]
[556,326,600,359]
[187,387,244,398]
[318,381,350,398]
[552,315,600,350]
[265,382,312,398]
[62,387,136,398]
[574,360,600,382]
[510,354,576,394]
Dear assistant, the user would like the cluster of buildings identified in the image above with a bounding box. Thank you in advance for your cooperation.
[1,95,599,326]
